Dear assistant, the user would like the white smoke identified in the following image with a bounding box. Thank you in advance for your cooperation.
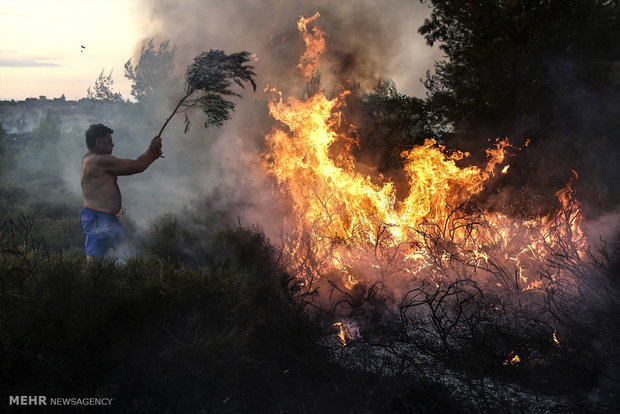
[114,0,440,234]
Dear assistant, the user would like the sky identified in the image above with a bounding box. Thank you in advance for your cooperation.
[0,0,440,101]
[0,0,151,100]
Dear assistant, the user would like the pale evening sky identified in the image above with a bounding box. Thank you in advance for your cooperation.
[0,0,153,100]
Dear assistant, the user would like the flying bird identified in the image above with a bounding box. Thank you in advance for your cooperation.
[81,45,86,52]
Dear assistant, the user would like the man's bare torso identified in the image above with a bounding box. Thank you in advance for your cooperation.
[81,152,122,215]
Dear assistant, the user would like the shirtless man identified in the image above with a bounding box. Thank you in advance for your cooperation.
[80,124,162,262]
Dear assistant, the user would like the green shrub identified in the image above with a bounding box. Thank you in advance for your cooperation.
[0,216,467,413]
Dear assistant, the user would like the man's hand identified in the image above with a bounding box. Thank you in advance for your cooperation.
[149,136,163,158]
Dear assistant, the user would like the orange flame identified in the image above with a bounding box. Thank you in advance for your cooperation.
[263,13,588,292]
[333,322,347,345]
[296,12,326,80]
[523,280,543,291]
[503,351,521,365]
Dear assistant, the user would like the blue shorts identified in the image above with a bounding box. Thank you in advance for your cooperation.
[80,207,126,256]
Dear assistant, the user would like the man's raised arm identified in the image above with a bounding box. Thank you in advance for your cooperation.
[100,137,163,176]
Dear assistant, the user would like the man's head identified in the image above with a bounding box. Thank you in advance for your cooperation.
[85,124,114,154]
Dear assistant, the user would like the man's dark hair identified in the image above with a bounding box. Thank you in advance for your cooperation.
[85,124,113,150]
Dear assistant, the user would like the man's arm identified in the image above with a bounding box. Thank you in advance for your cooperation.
[100,137,163,176]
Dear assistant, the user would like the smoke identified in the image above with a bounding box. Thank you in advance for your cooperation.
[583,208,620,247]
[5,0,617,259]
[107,0,440,235]
[122,0,619,262]
[141,0,438,96]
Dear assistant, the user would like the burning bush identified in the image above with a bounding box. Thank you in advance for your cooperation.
[257,13,620,411]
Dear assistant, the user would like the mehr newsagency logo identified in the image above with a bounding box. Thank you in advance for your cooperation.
[9,395,114,406]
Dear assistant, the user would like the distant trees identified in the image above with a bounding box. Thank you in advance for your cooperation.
[0,122,6,159]
[22,109,63,171]
[32,109,60,144]
[124,39,176,104]
[87,69,123,102]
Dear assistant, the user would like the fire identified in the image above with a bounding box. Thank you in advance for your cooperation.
[523,279,543,291]
[503,351,521,365]
[399,137,507,229]
[554,170,587,255]
[262,13,588,293]
[296,12,326,80]
[333,322,347,345]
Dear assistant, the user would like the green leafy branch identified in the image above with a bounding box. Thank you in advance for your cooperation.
[157,50,257,138]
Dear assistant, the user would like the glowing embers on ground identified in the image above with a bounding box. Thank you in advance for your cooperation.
[503,351,521,366]
[262,13,588,291]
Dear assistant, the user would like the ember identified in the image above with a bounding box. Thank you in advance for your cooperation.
[333,322,347,345]
[503,351,521,365]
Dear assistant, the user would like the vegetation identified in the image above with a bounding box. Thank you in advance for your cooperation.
[124,39,177,104]
[1,1,619,412]
[0,214,464,414]
[157,49,257,136]
[0,122,7,163]
[417,0,620,214]
[419,0,620,140]
[87,69,124,102]
[342,80,437,189]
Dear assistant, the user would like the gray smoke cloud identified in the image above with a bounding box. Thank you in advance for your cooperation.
[109,0,441,235]
[139,0,438,96]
